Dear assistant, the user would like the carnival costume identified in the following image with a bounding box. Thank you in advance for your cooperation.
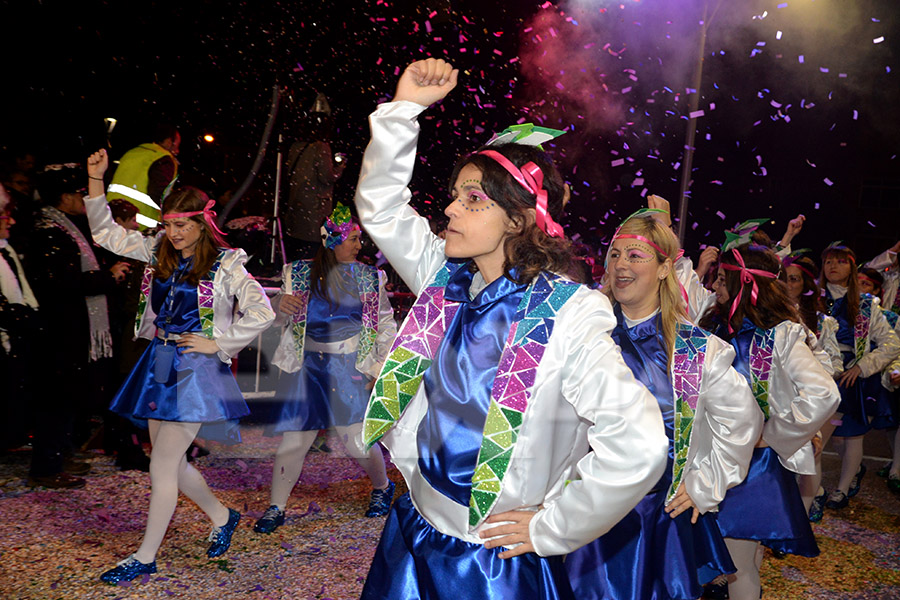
[565,306,761,600]
[354,100,668,599]
[84,194,274,440]
[824,283,900,436]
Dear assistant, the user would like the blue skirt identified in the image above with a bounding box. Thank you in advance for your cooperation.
[565,486,735,600]
[833,371,896,436]
[361,493,574,600]
[109,338,248,444]
[264,350,371,434]
[716,447,818,556]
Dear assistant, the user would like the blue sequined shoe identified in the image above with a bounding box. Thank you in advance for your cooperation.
[207,508,241,558]
[808,491,827,522]
[253,505,285,534]
[848,463,866,498]
[100,554,157,585]
[365,481,395,517]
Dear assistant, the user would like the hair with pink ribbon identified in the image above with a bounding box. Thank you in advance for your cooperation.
[163,199,228,247]
[720,247,779,333]
[477,150,565,238]
[781,255,818,282]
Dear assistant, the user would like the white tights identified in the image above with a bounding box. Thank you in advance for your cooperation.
[832,434,865,495]
[133,420,229,564]
[798,414,839,510]
[268,422,388,510]
[724,538,765,600]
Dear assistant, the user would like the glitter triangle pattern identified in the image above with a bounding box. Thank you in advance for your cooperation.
[363,262,465,448]
[469,273,580,527]
[198,252,224,338]
[667,323,707,503]
[854,297,873,363]
[135,265,153,336]
[749,327,776,420]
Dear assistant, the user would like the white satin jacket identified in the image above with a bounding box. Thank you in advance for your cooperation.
[675,258,841,475]
[354,100,668,556]
[85,195,274,363]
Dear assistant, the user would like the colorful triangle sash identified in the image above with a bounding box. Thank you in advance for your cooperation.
[749,327,777,420]
[136,250,224,339]
[854,296,873,363]
[667,323,708,503]
[362,261,580,527]
[883,309,898,332]
[287,260,380,370]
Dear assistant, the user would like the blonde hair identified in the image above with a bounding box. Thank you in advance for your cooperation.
[603,216,687,370]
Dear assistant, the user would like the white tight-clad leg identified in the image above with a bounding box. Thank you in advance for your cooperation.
[334,422,389,490]
[834,434,865,494]
[725,538,764,600]
[134,420,228,564]
[799,413,841,509]
[268,430,318,510]
[888,427,900,478]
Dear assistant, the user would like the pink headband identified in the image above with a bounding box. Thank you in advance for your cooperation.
[163,199,227,238]
[609,232,689,306]
[477,150,565,238]
[720,248,778,333]
[782,257,817,282]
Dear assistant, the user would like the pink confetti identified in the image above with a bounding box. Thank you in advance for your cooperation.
[689,110,704,119]
[611,159,625,167]
[824,178,834,186]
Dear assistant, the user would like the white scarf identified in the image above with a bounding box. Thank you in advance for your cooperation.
[41,206,113,362]
[0,241,38,353]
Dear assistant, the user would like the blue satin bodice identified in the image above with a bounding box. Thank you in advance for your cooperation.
[724,318,756,391]
[826,292,854,347]
[151,255,201,333]
[417,265,527,506]
[612,307,675,486]
[306,265,363,342]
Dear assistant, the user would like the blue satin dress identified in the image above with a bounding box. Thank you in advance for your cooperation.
[267,265,372,433]
[565,308,735,600]
[714,319,818,556]
[828,293,895,436]
[109,255,248,443]
[362,266,575,600]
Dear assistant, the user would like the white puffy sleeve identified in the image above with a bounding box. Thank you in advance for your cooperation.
[353,101,449,295]
[85,194,155,262]
[528,290,669,556]
[816,315,843,376]
[764,322,840,463]
[674,255,716,323]
[856,301,900,378]
[684,335,762,513]
[213,249,276,361]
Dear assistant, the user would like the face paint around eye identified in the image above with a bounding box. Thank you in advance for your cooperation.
[622,243,655,263]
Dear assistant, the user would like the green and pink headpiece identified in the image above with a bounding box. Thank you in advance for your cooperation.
[321,203,360,249]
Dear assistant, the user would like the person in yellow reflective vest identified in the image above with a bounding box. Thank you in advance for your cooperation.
[107,123,180,229]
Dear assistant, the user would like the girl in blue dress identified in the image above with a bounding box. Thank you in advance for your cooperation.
[697,243,840,600]
[565,207,760,600]
[253,204,398,534]
[819,243,900,510]
[84,150,275,584]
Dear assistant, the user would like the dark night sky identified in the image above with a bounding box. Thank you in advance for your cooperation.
[3,0,899,262]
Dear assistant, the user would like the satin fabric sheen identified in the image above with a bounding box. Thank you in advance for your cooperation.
[416,266,526,506]
[265,266,371,431]
[716,447,819,556]
[361,494,574,600]
[829,295,895,434]
[565,309,735,599]
[150,256,200,333]
[717,320,818,556]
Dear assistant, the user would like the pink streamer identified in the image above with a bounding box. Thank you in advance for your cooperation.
[721,248,778,333]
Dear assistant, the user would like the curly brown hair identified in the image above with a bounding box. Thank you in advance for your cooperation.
[780,255,823,332]
[699,243,799,338]
[449,144,572,285]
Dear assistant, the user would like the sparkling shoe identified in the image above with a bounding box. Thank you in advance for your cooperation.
[877,462,892,478]
[253,505,285,534]
[848,463,866,498]
[825,490,849,510]
[702,580,729,599]
[808,491,827,522]
[100,554,157,584]
[207,508,241,558]
[365,480,396,517]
